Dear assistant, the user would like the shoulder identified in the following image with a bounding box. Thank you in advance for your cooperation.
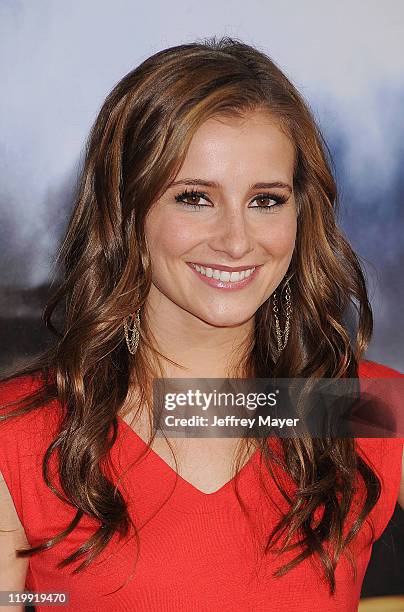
[0,372,39,432]
[355,359,404,539]
[358,358,404,378]
[356,358,403,448]
[356,358,404,449]
[0,371,42,404]
[0,371,60,446]
[0,369,61,477]
[0,372,74,548]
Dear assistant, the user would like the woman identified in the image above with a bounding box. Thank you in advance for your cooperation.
[0,37,403,612]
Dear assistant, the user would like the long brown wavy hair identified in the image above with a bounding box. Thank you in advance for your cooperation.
[0,36,380,595]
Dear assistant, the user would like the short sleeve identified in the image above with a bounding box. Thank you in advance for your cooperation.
[355,436,404,541]
[0,374,46,530]
[356,360,404,540]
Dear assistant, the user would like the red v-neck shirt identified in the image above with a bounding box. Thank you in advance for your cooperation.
[0,360,403,611]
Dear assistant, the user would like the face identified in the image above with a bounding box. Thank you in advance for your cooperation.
[144,110,297,328]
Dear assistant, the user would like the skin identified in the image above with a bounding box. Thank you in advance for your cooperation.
[139,110,404,503]
[143,109,297,379]
[1,115,402,589]
[126,109,298,491]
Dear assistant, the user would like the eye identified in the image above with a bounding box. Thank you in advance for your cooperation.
[174,189,211,210]
[248,193,288,212]
[173,189,289,212]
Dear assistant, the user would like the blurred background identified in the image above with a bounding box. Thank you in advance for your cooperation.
[0,0,403,605]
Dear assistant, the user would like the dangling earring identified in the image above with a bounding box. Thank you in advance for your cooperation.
[272,278,292,355]
[124,308,141,355]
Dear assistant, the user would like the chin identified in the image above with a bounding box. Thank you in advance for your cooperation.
[195,310,254,328]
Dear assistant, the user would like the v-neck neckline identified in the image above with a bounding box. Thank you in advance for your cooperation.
[115,414,263,506]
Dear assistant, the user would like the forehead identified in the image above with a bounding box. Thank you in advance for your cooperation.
[179,110,295,181]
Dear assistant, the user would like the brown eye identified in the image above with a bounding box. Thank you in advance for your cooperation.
[249,193,288,212]
[174,189,210,209]
[182,194,202,205]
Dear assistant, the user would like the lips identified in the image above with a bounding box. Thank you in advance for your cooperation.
[187,262,262,290]
[187,262,260,272]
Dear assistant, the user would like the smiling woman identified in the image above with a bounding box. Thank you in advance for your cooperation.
[143,111,297,332]
[0,36,403,612]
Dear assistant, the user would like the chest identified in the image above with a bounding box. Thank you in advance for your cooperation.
[134,433,258,494]
[121,410,259,494]
[26,495,371,612]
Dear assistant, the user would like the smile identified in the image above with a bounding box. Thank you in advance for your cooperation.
[187,262,261,290]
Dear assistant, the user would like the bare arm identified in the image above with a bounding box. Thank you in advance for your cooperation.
[0,470,29,612]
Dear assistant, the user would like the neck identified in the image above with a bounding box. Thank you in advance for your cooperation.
[143,286,255,379]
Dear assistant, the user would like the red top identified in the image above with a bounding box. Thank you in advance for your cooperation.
[0,360,403,612]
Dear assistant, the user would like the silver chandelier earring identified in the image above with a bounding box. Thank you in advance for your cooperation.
[272,278,292,355]
[124,308,141,355]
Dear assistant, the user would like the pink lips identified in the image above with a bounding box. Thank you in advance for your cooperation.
[187,263,261,290]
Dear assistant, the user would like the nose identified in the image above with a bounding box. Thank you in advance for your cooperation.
[208,208,254,260]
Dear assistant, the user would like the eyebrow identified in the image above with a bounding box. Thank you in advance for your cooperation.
[168,178,292,193]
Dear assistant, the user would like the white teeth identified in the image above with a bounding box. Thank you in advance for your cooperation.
[191,264,256,282]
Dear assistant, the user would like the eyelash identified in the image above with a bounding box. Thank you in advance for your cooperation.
[174,188,288,212]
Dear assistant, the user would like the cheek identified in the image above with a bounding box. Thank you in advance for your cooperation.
[145,213,200,262]
[259,216,297,256]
